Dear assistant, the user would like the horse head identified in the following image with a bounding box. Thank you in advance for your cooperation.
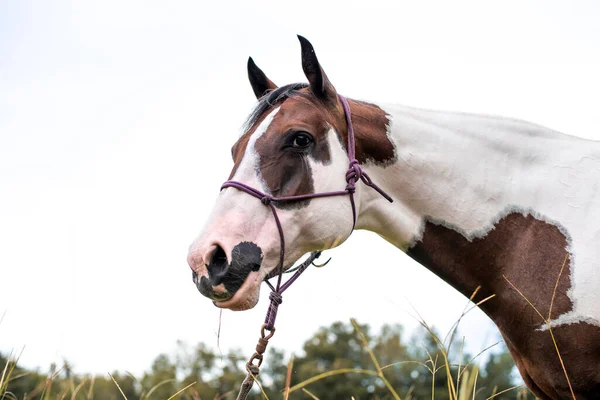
[188,36,366,310]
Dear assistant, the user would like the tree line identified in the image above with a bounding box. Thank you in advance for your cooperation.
[1,320,530,399]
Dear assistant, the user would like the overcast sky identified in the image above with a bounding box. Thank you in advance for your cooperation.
[1,1,600,376]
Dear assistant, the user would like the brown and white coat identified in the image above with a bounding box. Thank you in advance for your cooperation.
[188,37,600,399]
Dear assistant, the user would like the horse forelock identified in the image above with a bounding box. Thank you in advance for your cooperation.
[229,83,312,179]
[242,83,309,134]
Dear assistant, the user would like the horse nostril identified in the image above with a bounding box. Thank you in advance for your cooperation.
[206,244,229,285]
[211,245,228,270]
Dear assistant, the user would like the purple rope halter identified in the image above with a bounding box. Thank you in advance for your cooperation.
[221,95,393,331]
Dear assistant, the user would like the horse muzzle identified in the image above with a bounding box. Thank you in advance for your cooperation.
[189,241,263,305]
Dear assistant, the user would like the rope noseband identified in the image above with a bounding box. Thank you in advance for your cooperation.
[224,95,393,399]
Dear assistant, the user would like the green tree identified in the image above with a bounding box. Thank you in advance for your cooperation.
[176,341,217,398]
[141,353,178,399]
[281,321,524,399]
[0,353,45,399]
[91,373,140,400]
[290,321,387,399]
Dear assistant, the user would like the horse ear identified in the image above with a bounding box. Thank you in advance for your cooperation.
[247,57,278,99]
[298,35,337,101]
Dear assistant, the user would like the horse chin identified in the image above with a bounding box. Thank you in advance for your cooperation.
[213,271,262,311]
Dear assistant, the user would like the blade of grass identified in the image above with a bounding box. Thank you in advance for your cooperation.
[283,356,294,400]
[287,368,379,393]
[166,381,196,400]
[143,378,176,400]
[350,319,381,371]
[248,373,269,400]
[301,388,320,400]
[404,385,414,400]
[108,373,128,400]
[1,348,24,398]
[351,319,402,400]
[0,359,11,396]
[380,360,432,373]
[125,371,142,388]
[458,368,469,400]
[488,385,498,399]
[486,384,523,399]
[503,274,575,399]
[458,341,500,381]
[86,376,95,400]
[70,378,88,400]
[414,315,457,400]
[5,372,30,385]
[444,287,481,350]
[446,293,496,357]
[548,254,569,321]
[40,366,64,400]
[471,368,478,400]
[456,336,465,395]
[426,351,437,400]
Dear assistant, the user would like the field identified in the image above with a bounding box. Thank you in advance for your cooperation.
[1,291,536,399]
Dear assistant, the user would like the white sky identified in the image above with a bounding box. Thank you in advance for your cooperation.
[1,1,600,376]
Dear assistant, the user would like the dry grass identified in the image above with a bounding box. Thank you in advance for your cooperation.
[0,365,196,400]
[270,287,526,400]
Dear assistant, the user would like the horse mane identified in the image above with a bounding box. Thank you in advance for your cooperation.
[243,83,309,132]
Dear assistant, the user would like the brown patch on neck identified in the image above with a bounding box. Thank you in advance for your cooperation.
[347,100,396,165]
[405,212,600,398]
[406,212,573,323]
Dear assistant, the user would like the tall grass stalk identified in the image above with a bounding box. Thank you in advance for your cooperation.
[503,253,575,400]
[287,285,525,400]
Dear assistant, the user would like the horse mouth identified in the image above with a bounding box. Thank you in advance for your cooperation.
[212,262,296,310]
[211,270,263,311]
[193,272,233,301]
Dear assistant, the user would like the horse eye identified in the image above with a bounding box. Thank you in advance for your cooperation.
[291,133,313,149]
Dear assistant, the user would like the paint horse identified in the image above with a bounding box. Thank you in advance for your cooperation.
[188,37,600,399]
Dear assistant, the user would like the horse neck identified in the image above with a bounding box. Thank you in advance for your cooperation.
[352,103,553,247]
[353,101,571,320]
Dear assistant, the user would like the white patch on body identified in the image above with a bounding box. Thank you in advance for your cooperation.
[357,104,600,328]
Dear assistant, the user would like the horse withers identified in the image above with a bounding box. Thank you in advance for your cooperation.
[188,36,600,399]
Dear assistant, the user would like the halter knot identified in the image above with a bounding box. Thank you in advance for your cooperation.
[269,291,283,305]
[261,196,272,206]
[345,160,362,192]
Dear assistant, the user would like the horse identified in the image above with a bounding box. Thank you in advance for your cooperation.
[187,36,600,399]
